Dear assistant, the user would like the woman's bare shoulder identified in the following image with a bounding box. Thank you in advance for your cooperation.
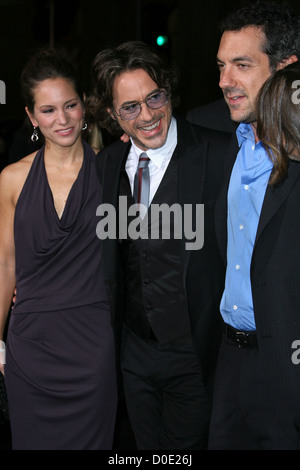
[0,151,38,202]
[1,151,36,177]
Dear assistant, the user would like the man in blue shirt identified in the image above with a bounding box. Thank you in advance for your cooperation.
[220,123,273,331]
[209,0,300,449]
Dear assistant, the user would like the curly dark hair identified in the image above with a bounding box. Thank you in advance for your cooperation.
[220,0,300,72]
[256,61,300,185]
[87,41,179,136]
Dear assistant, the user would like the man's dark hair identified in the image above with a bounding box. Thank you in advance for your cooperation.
[221,1,300,71]
[87,41,179,136]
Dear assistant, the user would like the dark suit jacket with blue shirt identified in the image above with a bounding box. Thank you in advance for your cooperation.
[215,134,300,437]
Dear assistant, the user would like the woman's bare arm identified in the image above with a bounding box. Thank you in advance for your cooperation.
[0,157,33,374]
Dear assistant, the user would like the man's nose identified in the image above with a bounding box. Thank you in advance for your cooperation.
[139,101,154,120]
[219,66,237,90]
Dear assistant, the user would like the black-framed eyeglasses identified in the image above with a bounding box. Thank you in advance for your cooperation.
[115,89,168,121]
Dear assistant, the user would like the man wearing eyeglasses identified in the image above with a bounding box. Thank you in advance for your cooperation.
[88,41,231,450]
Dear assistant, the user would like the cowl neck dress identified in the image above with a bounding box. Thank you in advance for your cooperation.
[5,141,117,450]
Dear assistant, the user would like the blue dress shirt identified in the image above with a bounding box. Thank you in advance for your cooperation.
[220,123,273,331]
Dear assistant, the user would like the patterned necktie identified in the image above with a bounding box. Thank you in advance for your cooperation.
[133,152,150,208]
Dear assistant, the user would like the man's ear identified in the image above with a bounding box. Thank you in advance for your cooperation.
[120,133,130,143]
[25,106,38,128]
[277,55,298,70]
[107,107,117,121]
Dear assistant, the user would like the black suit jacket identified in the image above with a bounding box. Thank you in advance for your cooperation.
[96,116,232,381]
[215,135,300,435]
[186,98,237,134]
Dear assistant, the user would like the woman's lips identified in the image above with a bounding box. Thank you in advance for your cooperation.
[56,127,74,135]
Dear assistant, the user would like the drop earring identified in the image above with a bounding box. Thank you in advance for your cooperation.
[31,126,39,142]
[82,116,88,131]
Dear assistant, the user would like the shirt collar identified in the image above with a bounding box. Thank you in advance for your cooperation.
[236,122,256,148]
[130,117,177,168]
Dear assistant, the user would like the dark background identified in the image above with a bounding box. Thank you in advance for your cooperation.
[0,0,300,450]
[1,0,299,170]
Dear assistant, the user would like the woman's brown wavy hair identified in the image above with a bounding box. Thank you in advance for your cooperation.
[256,61,300,185]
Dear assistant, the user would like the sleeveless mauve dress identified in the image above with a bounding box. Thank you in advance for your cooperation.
[5,141,117,449]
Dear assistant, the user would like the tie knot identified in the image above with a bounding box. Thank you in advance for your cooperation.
[138,153,150,169]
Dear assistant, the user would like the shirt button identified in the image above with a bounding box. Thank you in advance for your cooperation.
[244,184,249,190]
[236,264,240,270]
[233,305,238,310]
[239,224,244,230]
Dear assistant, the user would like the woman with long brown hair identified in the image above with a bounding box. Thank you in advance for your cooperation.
[256,61,300,184]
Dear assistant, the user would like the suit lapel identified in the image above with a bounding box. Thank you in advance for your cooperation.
[255,160,300,246]
[215,135,239,263]
[215,136,300,260]
[101,143,130,206]
[99,143,130,284]
[175,120,210,270]
[176,120,208,207]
